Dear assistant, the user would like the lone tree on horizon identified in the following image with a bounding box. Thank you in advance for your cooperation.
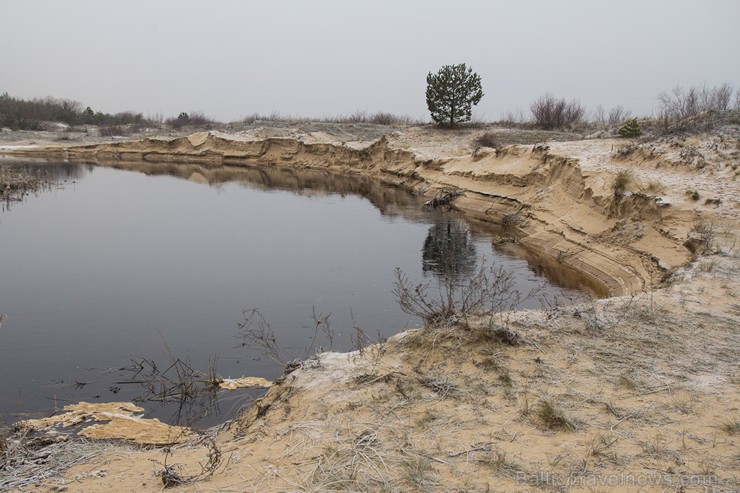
[426,63,483,126]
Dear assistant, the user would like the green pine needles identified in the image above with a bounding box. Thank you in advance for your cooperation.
[618,118,642,138]
[426,63,484,126]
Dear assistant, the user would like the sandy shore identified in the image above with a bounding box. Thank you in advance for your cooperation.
[1,123,738,491]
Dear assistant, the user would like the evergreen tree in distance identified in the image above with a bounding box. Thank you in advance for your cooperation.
[426,63,484,126]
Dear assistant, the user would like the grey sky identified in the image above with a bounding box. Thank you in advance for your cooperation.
[1,0,738,122]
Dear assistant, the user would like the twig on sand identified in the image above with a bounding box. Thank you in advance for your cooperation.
[448,443,493,457]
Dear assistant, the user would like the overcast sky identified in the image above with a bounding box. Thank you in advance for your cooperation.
[1,0,738,122]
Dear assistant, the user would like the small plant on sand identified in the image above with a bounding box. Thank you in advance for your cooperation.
[475,132,499,148]
[685,219,717,255]
[611,170,633,199]
[719,416,739,435]
[477,449,521,477]
[643,179,665,194]
[99,125,129,136]
[618,118,642,137]
[401,456,438,490]
[536,400,576,431]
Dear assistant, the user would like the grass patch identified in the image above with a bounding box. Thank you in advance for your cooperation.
[99,125,130,136]
[612,170,633,199]
[474,132,499,148]
[643,180,665,194]
[536,400,576,431]
[719,417,738,435]
[477,450,521,477]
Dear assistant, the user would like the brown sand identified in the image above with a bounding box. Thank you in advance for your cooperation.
[1,124,737,492]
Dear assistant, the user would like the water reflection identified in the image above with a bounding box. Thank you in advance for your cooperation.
[422,218,478,281]
[0,161,90,211]
[101,160,419,218]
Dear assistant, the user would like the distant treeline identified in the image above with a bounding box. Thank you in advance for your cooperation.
[0,92,147,130]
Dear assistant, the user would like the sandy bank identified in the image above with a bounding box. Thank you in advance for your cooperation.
[5,126,732,296]
[1,124,738,492]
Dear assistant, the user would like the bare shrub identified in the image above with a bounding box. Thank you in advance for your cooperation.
[711,83,734,110]
[657,83,735,132]
[593,105,631,126]
[593,105,606,125]
[501,209,524,232]
[499,109,528,125]
[124,352,223,425]
[474,132,499,148]
[530,93,585,129]
[99,125,129,137]
[392,264,521,328]
[304,306,334,354]
[369,112,413,125]
[608,105,631,125]
[239,112,285,124]
[236,308,284,363]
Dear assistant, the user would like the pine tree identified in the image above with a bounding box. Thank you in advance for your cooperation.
[426,64,484,126]
[618,118,642,138]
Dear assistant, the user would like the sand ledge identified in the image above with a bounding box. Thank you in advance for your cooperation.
[1,126,737,492]
[1,129,706,296]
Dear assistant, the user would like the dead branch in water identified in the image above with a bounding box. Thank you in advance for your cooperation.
[424,189,463,209]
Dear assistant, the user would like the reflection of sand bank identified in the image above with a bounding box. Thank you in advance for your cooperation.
[4,128,721,296]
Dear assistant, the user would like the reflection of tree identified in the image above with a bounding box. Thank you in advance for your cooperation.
[422,219,477,281]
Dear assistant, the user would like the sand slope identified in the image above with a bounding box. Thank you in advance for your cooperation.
[1,124,738,492]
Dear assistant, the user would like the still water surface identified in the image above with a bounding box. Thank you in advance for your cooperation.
[0,162,579,427]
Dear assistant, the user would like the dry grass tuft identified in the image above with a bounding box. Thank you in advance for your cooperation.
[474,132,499,148]
[536,400,576,431]
[611,169,633,199]
[0,431,129,490]
[718,416,738,436]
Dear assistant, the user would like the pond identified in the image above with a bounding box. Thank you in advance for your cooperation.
[0,160,584,428]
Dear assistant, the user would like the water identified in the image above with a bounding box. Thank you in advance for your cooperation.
[0,161,582,427]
